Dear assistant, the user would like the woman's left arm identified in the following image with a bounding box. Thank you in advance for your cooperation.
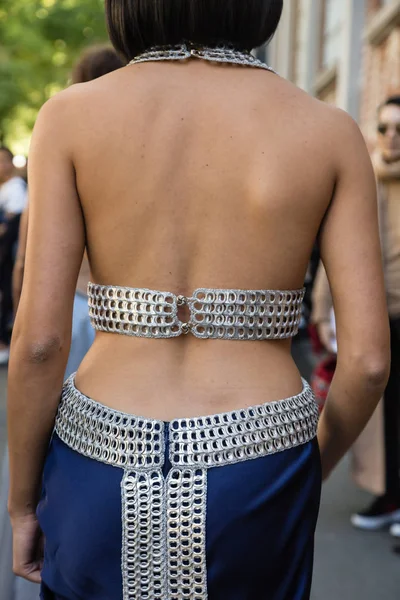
[7,91,85,581]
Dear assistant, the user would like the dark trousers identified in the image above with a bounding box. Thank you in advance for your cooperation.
[384,318,400,500]
[0,215,20,344]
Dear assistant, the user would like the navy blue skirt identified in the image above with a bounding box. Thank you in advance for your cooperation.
[38,377,321,600]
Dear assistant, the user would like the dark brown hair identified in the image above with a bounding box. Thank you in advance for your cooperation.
[378,95,400,116]
[71,45,125,84]
[0,147,14,161]
[105,0,283,61]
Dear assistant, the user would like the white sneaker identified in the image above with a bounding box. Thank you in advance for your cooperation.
[390,523,400,538]
[0,348,10,365]
[350,495,400,531]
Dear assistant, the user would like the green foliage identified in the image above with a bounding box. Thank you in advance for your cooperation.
[0,0,108,146]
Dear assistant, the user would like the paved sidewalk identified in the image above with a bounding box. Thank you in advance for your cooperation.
[312,458,400,599]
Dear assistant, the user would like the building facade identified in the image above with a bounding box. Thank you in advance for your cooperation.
[263,0,400,146]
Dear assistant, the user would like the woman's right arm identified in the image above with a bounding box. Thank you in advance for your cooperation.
[317,110,390,480]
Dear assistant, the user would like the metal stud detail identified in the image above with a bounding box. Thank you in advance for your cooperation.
[87,283,183,339]
[56,376,318,472]
[189,288,305,341]
[87,283,305,341]
[169,379,319,468]
[55,376,165,470]
[122,470,166,599]
[166,469,208,600]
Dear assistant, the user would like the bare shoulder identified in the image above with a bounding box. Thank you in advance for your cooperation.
[33,84,87,143]
[277,76,361,136]
[313,101,368,170]
[35,70,122,130]
[34,87,75,128]
[313,99,366,156]
[252,76,369,189]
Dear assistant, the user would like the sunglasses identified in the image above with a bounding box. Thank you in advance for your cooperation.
[377,123,400,135]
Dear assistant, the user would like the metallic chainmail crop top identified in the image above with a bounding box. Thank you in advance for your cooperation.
[89,48,287,342]
[88,283,305,341]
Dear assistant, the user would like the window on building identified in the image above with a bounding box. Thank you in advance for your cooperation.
[292,0,309,85]
[321,0,345,70]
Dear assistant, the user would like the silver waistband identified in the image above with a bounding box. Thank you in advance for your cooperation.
[87,283,305,341]
[55,375,319,470]
[55,376,318,600]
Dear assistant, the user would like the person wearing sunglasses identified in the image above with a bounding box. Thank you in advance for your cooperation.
[377,122,400,140]
[350,96,400,543]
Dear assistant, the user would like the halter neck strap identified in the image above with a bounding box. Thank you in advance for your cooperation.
[128,43,276,73]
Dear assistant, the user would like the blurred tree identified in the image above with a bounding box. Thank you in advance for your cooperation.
[0,0,108,145]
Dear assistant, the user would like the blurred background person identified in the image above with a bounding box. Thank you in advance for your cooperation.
[291,244,320,381]
[7,0,391,595]
[363,95,400,540]
[0,148,27,365]
[71,43,124,87]
[312,95,400,542]
[310,263,337,413]
[0,44,124,600]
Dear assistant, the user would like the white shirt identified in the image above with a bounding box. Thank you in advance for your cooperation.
[0,176,27,215]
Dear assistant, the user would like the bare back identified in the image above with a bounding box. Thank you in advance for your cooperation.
[7,10,391,584]
[22,59,386,420]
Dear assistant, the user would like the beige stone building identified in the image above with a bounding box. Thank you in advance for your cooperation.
[260,0,400,144]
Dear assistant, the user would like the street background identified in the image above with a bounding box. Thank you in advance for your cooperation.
[2,0,400,597]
